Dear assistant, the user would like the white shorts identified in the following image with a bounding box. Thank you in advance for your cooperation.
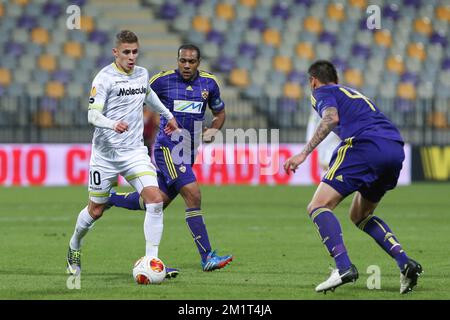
[88,144,158,204]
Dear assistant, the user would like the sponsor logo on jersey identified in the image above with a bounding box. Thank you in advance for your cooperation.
[117,86,147,96]
[179,165,186,173]
[173,100,203,114]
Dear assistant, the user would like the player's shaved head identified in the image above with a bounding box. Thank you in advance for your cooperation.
[115,30,139,46]
[178,44,201,60]
[177,44,201,81]
[308,60,339,84]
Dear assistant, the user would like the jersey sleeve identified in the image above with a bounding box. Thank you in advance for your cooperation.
[148,71,164,95]
[88,73,110,112]
[145,86,173,120]
[208,77,225,112]
[313,89,338,117]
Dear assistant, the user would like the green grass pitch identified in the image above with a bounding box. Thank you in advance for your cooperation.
[0,183,449,300]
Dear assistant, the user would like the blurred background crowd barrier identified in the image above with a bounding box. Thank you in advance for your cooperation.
[0,0,449,181]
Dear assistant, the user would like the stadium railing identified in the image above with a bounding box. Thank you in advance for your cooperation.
[0,96,449,145]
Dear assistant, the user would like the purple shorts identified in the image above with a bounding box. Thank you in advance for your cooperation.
[322,136,405,203]
[154,143,197,200]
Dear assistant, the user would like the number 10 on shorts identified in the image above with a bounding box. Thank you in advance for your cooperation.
[89,170,101,186]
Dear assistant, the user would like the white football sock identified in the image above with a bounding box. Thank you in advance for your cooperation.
[69,206,95,250]
[144,202,164,257]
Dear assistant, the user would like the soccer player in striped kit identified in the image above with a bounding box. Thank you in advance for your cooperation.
[284,60,423,294]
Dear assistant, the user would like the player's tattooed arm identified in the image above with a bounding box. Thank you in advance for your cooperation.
[301,107,339,156]
[284,106,339,174]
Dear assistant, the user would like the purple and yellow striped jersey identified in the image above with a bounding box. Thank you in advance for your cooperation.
[149,69,224,145]
[311,84,403,143]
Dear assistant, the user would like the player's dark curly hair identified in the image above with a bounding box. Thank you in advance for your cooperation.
[178,44,201,60]
[115,30,138,46]
[308,60,339,84]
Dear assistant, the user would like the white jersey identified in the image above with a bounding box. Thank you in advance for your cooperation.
[88,63,151,148]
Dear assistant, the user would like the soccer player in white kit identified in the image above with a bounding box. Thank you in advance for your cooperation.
[66,30,178,276]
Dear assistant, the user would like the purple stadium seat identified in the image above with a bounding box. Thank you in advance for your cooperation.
[207,30,225,45]
[279,97,297,113]
[248,16,266,32]
[9,42,24,57]
[294,0,313,6]
[430,31,447,47]
[401,72,418,84]
[442,57,450,70]
[331,57,347,72]
[43,2,62,18]
[41,97,58,110]
[396,98,414,113]
[287,70,308,85]
[52,70,71,84]
[185,0,203,6]
[96,56,111,68]
[271,3,290,20]
[89,30,109,45]
[403,0,421,9]
[351,44,371,59]
[383,4,400,20]
[71,0,86,6]
[17,15,37,30]
[319,31,337,46]
[159,2,178,20]
[239,43,258,59]
[214,55,235,73]
[359,18,369,31]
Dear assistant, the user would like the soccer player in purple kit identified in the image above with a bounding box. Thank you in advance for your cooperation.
[108,45,233,275]
[284,60,423,294]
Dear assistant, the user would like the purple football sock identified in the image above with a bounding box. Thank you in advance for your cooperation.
[310,207,353,272]
[357,215,410,270]
[185,208,211,262]
[109,191,144,210]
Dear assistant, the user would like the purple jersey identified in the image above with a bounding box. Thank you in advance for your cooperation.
[150,69,224,147]
[311,84,403,143]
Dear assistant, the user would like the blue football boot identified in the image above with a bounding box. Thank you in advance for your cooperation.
[201,250,233,271]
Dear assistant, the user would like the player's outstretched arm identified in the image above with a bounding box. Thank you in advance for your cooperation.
[284,107,339,174]
[87,109,128,133]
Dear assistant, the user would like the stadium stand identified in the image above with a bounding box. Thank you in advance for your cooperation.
[0,0,449,143]
[141,0,449,141]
